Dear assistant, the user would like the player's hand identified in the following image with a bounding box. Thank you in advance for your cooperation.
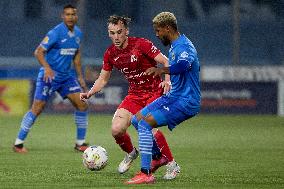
[80,92,90,102]
[145,67,164,77]
[44,67,54,83]
[80,90,95,102]
[159,81,171,94]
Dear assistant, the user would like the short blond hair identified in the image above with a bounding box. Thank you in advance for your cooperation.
[152,12,177,30]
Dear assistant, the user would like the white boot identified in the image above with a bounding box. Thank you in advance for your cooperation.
[163,160,180,179]
[118,148,139,174]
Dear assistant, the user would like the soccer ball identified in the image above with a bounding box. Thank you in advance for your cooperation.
[82,145,108,171]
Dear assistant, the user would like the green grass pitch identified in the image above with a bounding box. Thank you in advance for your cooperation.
[0,114,283,189]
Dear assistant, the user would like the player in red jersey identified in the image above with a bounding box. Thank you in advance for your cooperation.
[80,15,180,177]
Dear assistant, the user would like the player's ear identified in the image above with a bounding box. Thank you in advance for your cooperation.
[166,25,171,32]
[126,29,129,36]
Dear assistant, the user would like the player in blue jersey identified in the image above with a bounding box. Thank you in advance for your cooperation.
[126,12,201,184]
[13,4,89,153]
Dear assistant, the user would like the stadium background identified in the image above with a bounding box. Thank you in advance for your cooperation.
[0,0,283,116]
[0,1,284,188]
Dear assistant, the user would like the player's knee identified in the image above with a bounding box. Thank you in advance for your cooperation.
[76,101,88,111]
[144,113,158,127]
[30,108,42,116]
[152,128,159,135]
[31,103,45,116]
[111,123,126,137]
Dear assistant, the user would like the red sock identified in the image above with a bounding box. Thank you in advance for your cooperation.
[114,132,134,154]
[154,130,174,161]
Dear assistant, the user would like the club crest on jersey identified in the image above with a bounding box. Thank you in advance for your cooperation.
[76,37,80,44]
[180,51,189,58]
[171,52,175,61]
[42,36,49,44]
[131,55,138,62]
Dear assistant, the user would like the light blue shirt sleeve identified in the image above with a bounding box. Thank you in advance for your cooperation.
[40,30,58,51]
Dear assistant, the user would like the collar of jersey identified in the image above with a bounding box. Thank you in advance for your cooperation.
[61,22,76,36]
[170,34,186,49]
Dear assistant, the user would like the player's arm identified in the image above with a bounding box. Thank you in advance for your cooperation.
[146,59,191,77]
[80,69,111,101]
[153,53,171,93]
[140,39,171,92]
[34,46,54,83]
[154,53,170,80]
[73,49,88,92]
[147,48,194,77]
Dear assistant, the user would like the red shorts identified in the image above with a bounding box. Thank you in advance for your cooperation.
[118,92,162,114]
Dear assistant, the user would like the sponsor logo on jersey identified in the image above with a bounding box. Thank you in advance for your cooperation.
[151,45,158,53]
[60,48,77,55]
[42,36,49,44]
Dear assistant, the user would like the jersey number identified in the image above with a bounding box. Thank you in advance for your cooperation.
[42,86,52,96]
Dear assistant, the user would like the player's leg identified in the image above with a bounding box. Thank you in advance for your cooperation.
[66,92,89,152]
[13,100,46,153]
[132,113,169,172]
[147,97,200,180]
[144,97,185,180]
[145,94,175,169]
[151,129,172,171]
[132,109,173,172]
[126,113,156,184]
[14,79,51,153]
[127,96,187,184]
[60,77,89,152]
[132,107,168,174]
[114,95,144,173]
[112,108,139,173]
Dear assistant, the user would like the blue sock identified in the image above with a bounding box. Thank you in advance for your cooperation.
[138,119,153,171]
[17,111,37,141]
[132,115,161,160]
[74,111,88,140]
[131,115,138,130]
[132,107,150,130]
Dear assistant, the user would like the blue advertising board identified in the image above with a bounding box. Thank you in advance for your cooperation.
[201,81,278,114]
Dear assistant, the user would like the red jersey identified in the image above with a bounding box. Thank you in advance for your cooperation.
[103,37,163,95]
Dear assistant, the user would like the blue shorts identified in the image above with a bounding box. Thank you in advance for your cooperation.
[140,95,199,130]
[34,76,82,101]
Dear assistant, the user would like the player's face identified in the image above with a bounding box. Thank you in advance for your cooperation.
[108,21,129,49]
[62,8,78,30]
[153,24,171,46]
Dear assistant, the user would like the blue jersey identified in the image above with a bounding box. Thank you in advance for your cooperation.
[167,34,200,108]
[38,22,82,82]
